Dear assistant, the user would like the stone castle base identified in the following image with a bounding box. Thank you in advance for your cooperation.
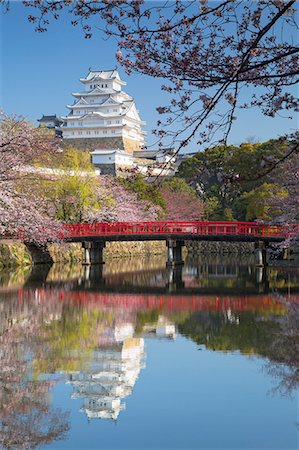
[92,163,133,177]
[62,136,142,153]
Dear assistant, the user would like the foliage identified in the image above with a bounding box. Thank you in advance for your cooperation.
[135,308,161,334]
[0,291,70,449]
[37,146,91,170]
[177,137,298,221]
[240,183,288,221]
[86,175,163,222]
[0,112,61,243]
[266,302,299,396]
[162,177,196,195]
[121,173,167,211]
[161,177,204,221]
[270,152,299,223]
[39,148,100,223]
[178,311,281,355]
[35,150,163,224]
[34,306,115,374]
[54,176,99,223]
[9,0,299,149]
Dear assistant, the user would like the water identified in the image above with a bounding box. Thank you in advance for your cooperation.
[0,256,298,450]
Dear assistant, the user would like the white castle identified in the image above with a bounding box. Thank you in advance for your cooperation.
[68,335,145,421]
[60,69,146,153]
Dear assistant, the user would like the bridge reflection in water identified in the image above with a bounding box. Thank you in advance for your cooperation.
[0,257,298,428]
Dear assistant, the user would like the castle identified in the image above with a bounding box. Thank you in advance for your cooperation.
[59,68,145,153]
[38,68,176,176]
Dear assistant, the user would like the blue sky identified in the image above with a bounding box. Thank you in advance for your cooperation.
[0,2,298,152]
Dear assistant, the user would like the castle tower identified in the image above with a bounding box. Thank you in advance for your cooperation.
[60,69,146,153]
[68,337,145,421]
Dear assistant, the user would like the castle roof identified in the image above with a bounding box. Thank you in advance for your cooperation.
[72,87,119,97]
[38,114,60,121]
[80,69,126,86]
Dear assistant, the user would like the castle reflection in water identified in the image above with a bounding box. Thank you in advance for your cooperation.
[0,255,298,426]
[67,319,175,421]
[68,336,145,421]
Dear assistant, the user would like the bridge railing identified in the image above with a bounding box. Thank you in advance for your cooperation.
[63,221,299,239]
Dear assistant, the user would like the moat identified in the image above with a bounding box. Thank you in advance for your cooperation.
[0,255,298,449]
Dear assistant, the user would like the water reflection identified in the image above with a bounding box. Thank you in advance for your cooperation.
[0,257,298,448]
[0,287,69,449]
[69,337,145,420]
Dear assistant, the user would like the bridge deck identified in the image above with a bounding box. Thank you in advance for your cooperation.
[67,234,285,243]
[64,221,297,243]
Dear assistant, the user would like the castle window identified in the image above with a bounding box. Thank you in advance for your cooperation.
[103,130,107,134]
[87,131,91,135]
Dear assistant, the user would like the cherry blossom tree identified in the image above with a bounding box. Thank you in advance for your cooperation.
[87,176,163,222]
[161,178,205,221]
[271,151,299,223]
[0,290,69,449]
[0,112,61,243]
[5,0,298,150]
[266,300,299,396]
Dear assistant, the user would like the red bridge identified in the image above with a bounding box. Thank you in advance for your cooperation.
[17,288,293,314]
[64,221,297,241]
[57,221,299,267]
[24,221,298,267]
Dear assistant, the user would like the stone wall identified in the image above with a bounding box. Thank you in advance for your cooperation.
[123,137,142,153]
[93,163,116,176]
[0,242,32,268]
[62,136,142,153]
[105,241,165,258]
[186,241,255,254]
[0,241,166,268]
[63,137,125,152]
[92,163,134,176]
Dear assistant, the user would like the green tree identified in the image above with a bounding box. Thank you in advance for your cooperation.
[33,306,114,375]
[122,173,166,211]
[178,311,282,356]
[162,177,196,195]
[40,147,100,223]
[177,139,296,220]
[240,183,288,221]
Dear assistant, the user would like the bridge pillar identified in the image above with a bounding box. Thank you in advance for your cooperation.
[166,239,184,266]
[82,264,104,288]
[25,243,53,265]
[255,241,268,267]
[26,264,52,285]
[82,241,105,265]
[166,265,185,292]
[256,267,269,293]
